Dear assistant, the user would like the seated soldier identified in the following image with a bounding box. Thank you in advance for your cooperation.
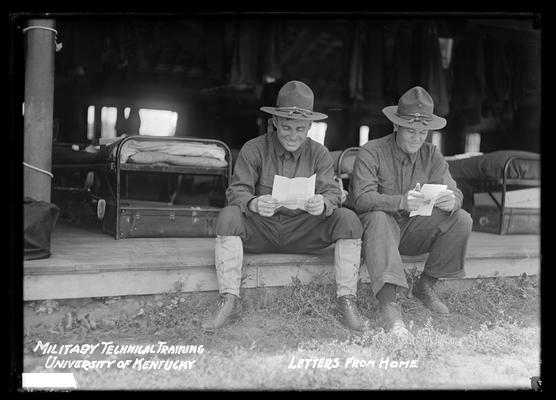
[349,86,473,337]
[202,80,366,332]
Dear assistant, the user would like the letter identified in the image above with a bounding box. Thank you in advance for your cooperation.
[288,355,297,369]
[344,357,354,368]
[133,358,144,370]
[410,360,419,368]
[332,358,340,369]
[79,344,89,355]
[44,355,56,368]
[390,360,399,368]
[69,344,81,354]
[157,341,167,353]
[101,341,113,354]
[324,359,332,369]
[379,357,389,369]
[33,341,50,354]
[197,345,204,354]
[89,343,100,355]
[188,360,197,369]
[399,360,410,368]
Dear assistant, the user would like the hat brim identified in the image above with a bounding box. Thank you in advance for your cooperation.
[260,106,328,121]
[382,106,446,130]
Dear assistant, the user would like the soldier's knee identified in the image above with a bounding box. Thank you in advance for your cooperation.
[455,209,473,231]
[450,209,473,237]
[330,207,363,238]
[216,206,244,236]
[359,210,392,231]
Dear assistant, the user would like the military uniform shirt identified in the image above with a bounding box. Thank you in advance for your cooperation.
[227,131,341,217]
[348,132,463,215]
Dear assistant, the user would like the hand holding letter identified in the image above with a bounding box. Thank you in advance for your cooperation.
[250,195,278,217]
[434,190,455,212]
[402,183,426,212]
[304,194,325,216]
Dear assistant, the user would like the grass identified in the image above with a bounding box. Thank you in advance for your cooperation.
[22,272,541,390]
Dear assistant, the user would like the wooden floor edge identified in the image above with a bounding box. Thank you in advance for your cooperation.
[23,257,541,301]
[23,253,540,276]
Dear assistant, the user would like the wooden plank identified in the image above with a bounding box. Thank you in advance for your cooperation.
[22,223,541,300]
[23,253,540,301]
[24,225,540,275]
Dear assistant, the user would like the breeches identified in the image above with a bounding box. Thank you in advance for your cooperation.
[214,205,364,297]
[359,208,472,296]
[216,205,362,253]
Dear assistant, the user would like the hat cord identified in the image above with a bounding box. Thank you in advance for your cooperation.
[276,106,313,118]
[395,112,433,125]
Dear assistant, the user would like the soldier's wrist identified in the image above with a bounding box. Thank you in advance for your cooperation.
[399,195,406,211]
[248,197,259,213]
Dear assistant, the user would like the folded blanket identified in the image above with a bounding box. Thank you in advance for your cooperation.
[447,150,540,181]
[110,139,227,164]
[128,151,228,168]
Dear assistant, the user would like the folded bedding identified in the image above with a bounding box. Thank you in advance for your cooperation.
[331,148,540,184]
[107,138,228,167]
[128,151,228,168]
[446,150,540,181]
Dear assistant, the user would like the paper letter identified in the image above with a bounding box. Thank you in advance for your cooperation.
[271,174,316,210]
[409,184,447,217]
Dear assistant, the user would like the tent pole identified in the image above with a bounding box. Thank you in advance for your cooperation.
[23,18,56,202]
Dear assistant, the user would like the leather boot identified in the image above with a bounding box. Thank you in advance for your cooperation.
[336,295,367,331]
[379,302,409,338]
[413,274,449,315]
[201,293,241,331]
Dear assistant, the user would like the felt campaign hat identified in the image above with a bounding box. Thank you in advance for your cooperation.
[382,86,446,130]
[260,80,328,121]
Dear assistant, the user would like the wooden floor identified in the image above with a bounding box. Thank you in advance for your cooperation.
[23,223,541,300]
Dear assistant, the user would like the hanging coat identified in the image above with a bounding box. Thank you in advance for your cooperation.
[483,33,512,119]
[363,21,386,102]
[229,21,263,87]
[450,30,487,126]
[415,21,451,118]
[262,20,283,80]
[386,20,414,103]
[348,21,365,101]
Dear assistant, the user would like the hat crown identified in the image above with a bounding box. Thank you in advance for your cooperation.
[397,86,434,117]
[275,80,314,111]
